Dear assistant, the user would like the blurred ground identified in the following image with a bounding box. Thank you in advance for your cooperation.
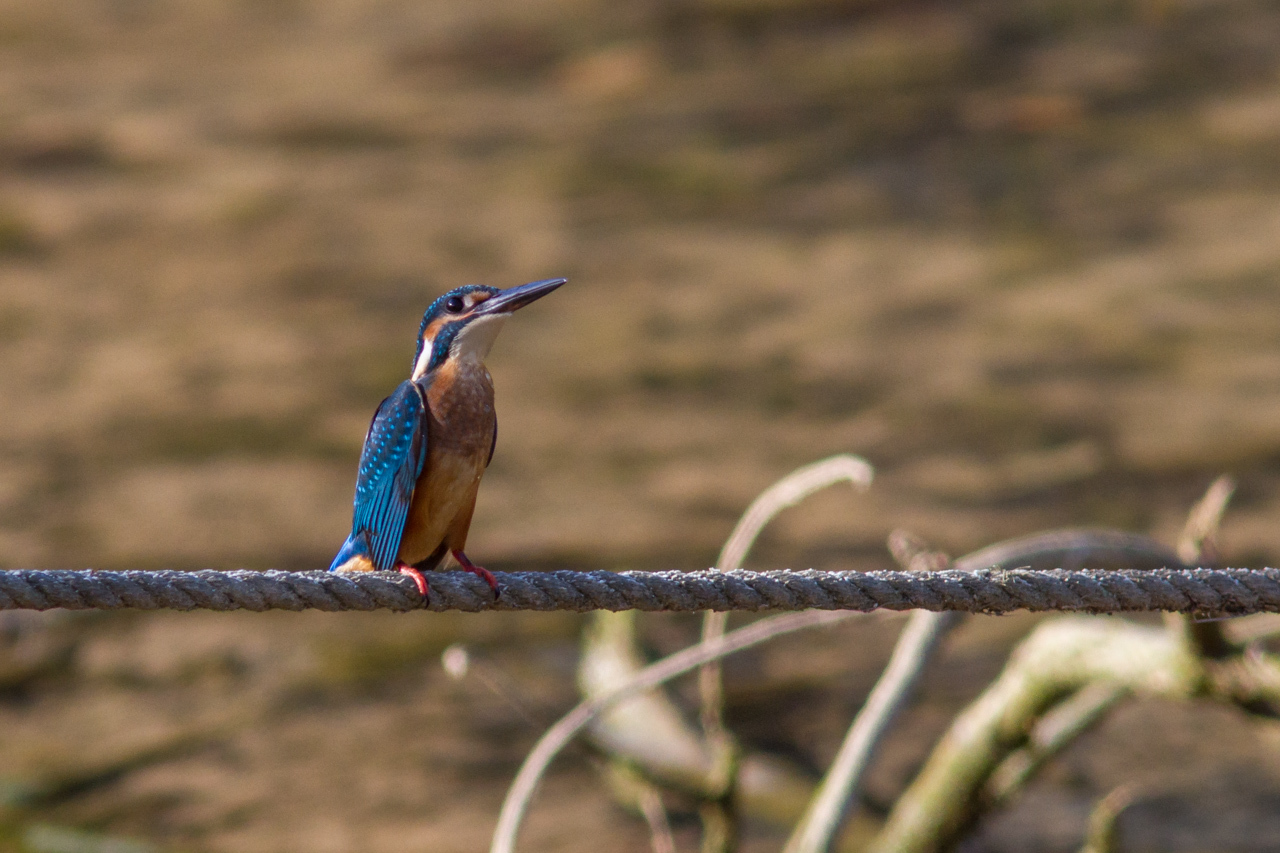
[2,0,1280,850]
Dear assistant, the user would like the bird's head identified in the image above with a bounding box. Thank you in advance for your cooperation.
[411,277,566,379]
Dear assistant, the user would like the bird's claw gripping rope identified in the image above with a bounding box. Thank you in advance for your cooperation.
[397,564,430,599]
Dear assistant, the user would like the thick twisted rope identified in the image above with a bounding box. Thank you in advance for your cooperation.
[0,566,1277,614]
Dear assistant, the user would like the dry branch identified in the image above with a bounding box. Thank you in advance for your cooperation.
[1077,785,1138,853]
[579,611,816,823]
[783,535,954,853]
[866,617,1206,853]
[785,609,955,853]
[603,764,678,853]
[982,681,1126,806]
[699,455,874,738]
[1170,475,1237,659]
[490,609,856,853]
[783,523,1202,853]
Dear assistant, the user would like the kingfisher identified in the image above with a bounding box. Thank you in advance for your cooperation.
[328,277,567,599]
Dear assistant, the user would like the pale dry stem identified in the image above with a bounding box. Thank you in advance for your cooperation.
[866,617,1205,853]
[983,681,1127,805]
[782,533,953,853]
[489,609,856,853]
[698,455,873,738]
[637,778,679,853]
[1169,475,1237,658]
[1078,784,1139,853]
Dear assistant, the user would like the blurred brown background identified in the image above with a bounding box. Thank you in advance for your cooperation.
[2,0,1280,850]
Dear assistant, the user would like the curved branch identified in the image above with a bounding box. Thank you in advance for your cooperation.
[490,609,856,853]
[866,618,1205,853]
[699,455,874,735]
[784,609,957,853]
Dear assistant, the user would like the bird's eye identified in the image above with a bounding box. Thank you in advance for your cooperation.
[445,296,465,313]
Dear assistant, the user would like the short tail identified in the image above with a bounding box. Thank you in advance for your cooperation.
[329,532,369,572]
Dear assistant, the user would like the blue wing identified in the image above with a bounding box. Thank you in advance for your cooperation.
[335,381,429,572]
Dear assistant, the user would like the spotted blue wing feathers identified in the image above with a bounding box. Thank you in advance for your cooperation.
[336,381,429,572]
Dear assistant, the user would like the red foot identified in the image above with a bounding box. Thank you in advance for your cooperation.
[396,563,430,599]
[452,550,500,599]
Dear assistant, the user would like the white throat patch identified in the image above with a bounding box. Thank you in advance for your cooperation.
[452,314,507,364]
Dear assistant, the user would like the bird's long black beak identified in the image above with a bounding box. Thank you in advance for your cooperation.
[477,278,567,315]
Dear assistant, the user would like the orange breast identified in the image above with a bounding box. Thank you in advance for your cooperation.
[397,362,496,566]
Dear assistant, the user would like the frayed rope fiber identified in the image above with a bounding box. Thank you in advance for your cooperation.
[0,567,1278,614]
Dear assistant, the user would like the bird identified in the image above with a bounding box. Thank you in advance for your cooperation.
[328,277,567,599]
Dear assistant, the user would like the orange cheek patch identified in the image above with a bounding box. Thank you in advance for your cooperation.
[421,317,450,344]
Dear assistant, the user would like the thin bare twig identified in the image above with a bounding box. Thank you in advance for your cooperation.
[490,609,856,853]
[783,535,954,853]
[984,682,1127,805]
[599,762,680,853]
[886,530,951,573]
[1177,475,1235,565]
[579,610,838,833]
[1224,612,1280,644]
[1078,784,1139,853]
[1170,475,1237,658]
[785,610,955,853]
[698,455,874,737]
[441,643,546,729]
[637,779,679,853]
